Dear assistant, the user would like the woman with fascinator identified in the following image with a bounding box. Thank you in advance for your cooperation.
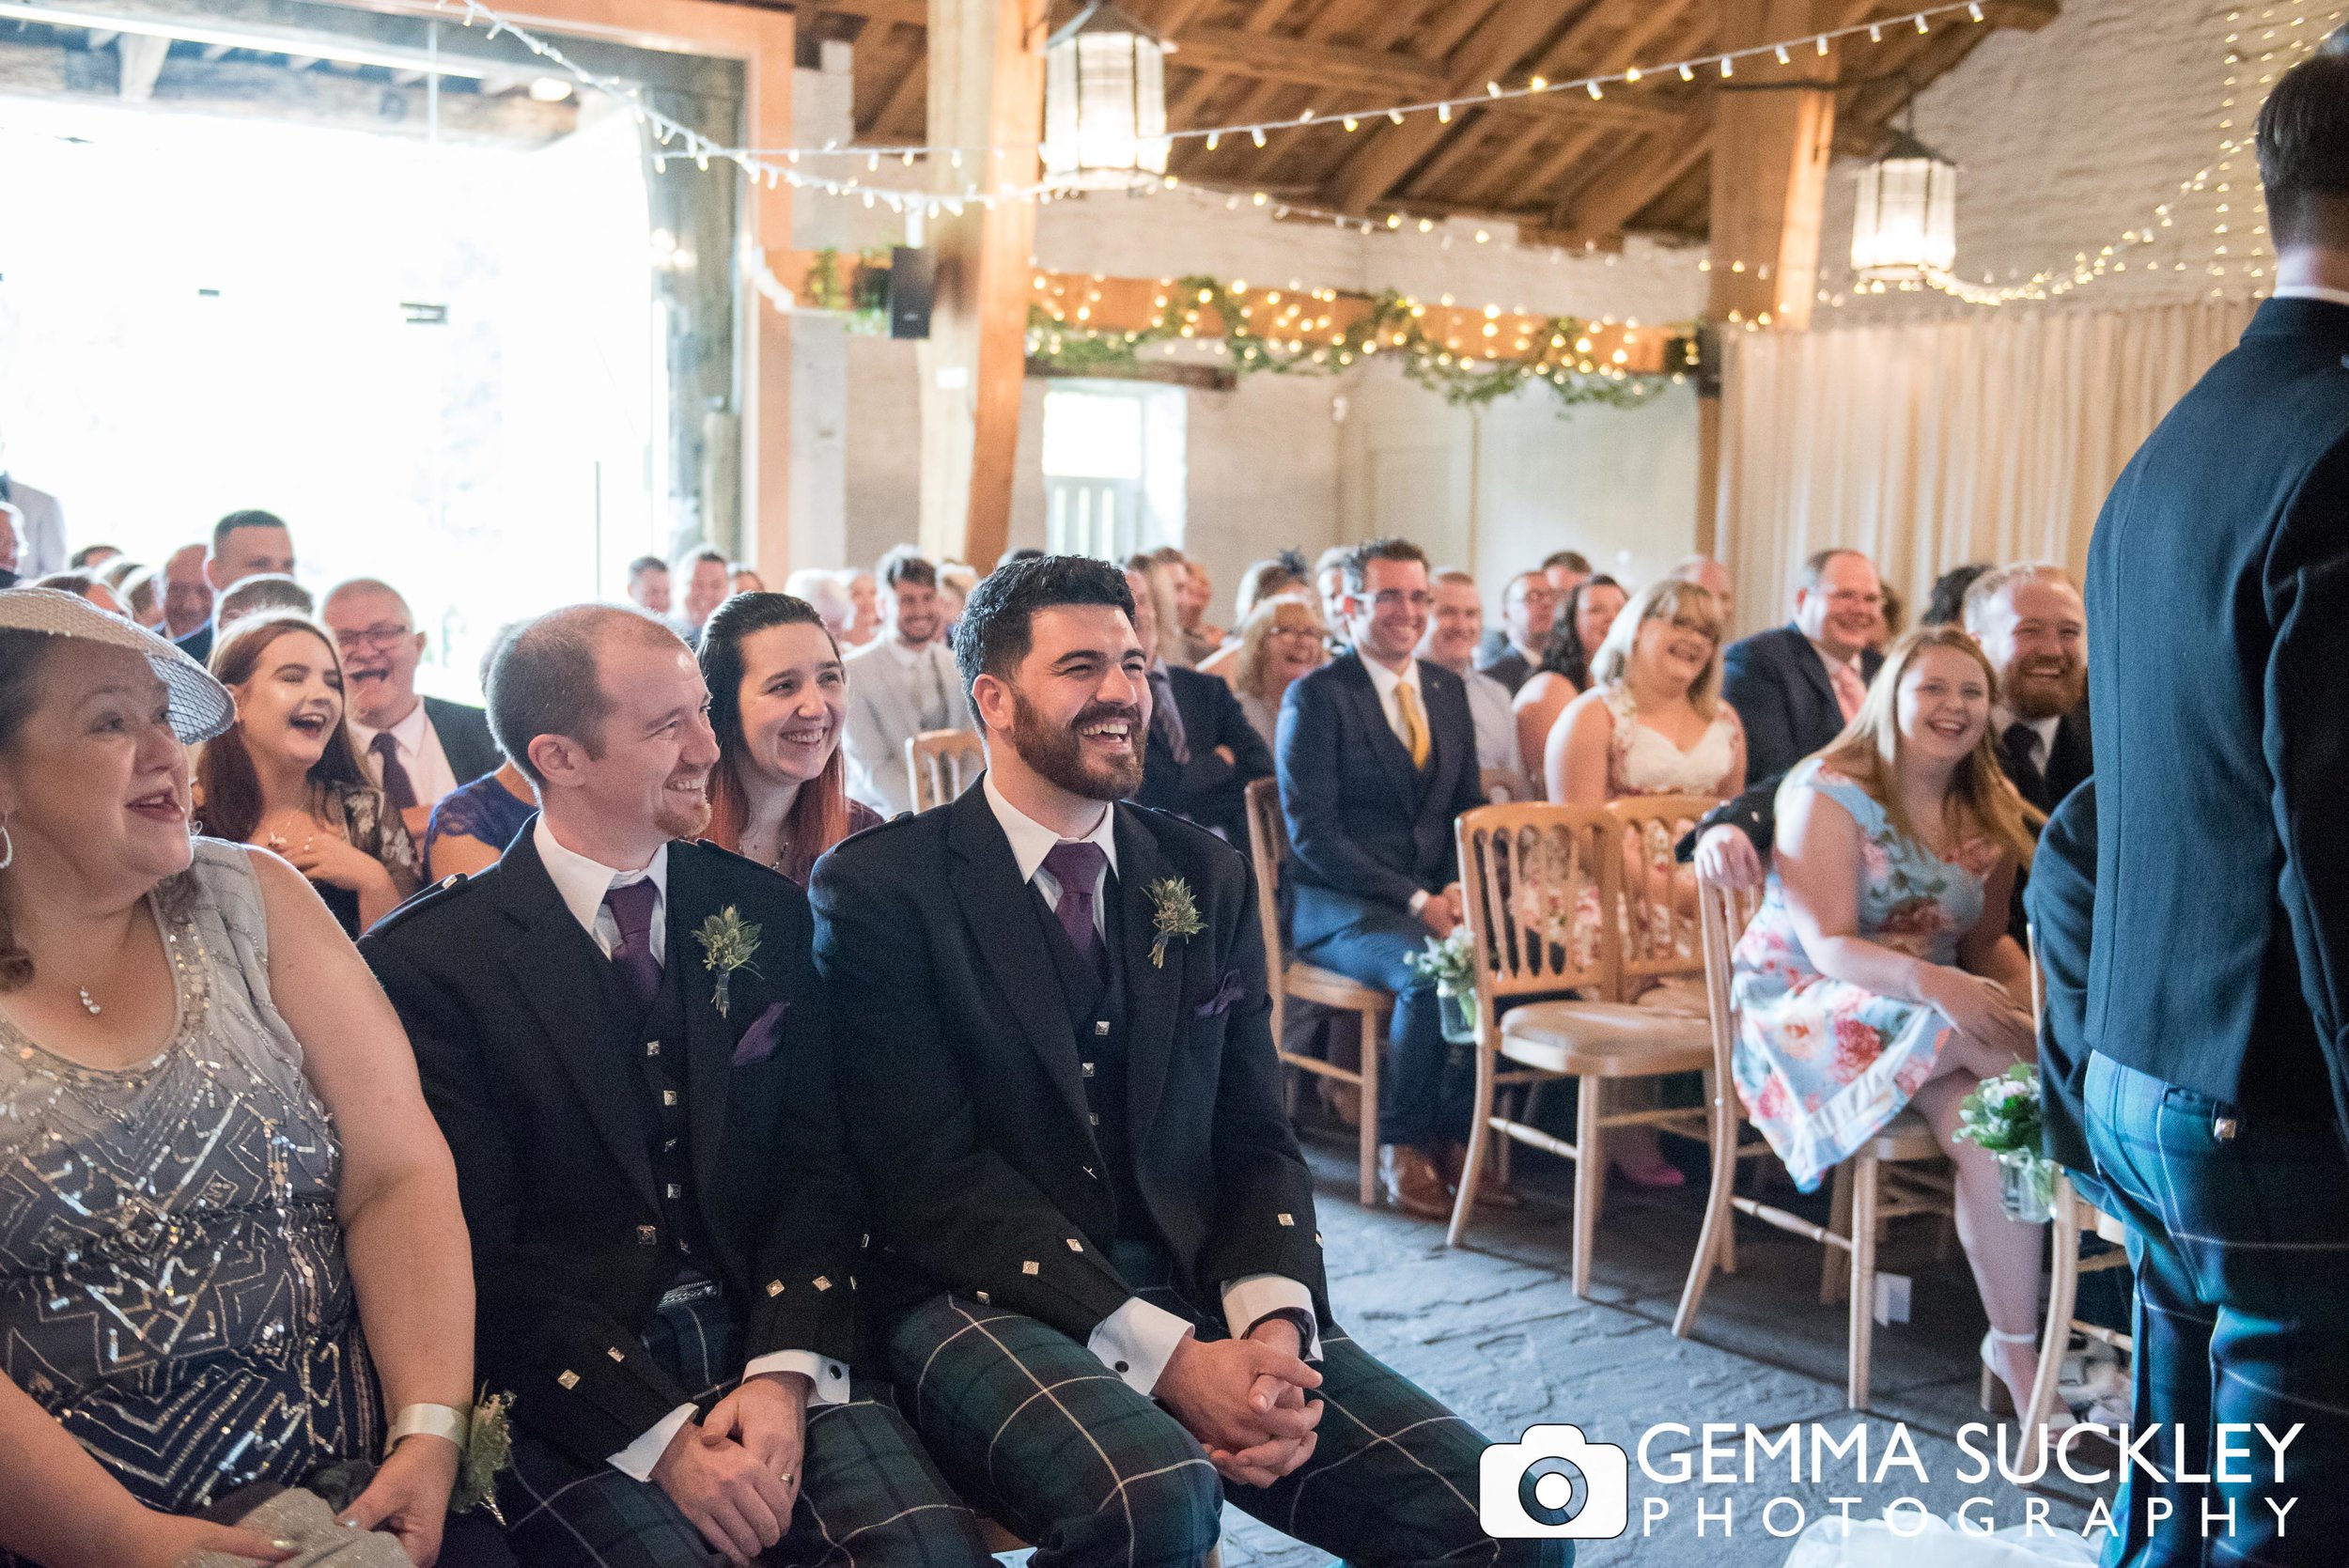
[0,592,502,1567]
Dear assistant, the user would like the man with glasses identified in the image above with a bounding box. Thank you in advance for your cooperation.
[1474,569,1555,695]
[1689,548,1888,887]
[322,578,503,834]
[1276,538,1487,1219]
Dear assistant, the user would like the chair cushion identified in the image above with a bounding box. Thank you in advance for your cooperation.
[1867,1106,1942,1161]
[1498,999,1712,1078]
[1633,976,1709,1017]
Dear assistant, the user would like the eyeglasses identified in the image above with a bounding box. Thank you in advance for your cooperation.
[334,624,414,652]
[1369,590,1433,612]
[1267,625,1323,641]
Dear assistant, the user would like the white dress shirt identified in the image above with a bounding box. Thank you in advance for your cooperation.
[981,776,1322,1395]
[2273,283,2349,308]
[350,700,460,811]
[1459,667,1522,779]
[1359,653,1426,753]
[531,818,848,1480]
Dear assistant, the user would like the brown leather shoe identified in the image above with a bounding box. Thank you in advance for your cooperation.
[1437,1141,1523,1209]
[1378,1144,1455,1219]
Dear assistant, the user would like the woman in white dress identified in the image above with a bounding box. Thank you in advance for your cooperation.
[1544,577,1744,1185]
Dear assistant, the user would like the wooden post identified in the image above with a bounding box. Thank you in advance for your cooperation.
[1699,0,1841,548]
[918,0,1047,569]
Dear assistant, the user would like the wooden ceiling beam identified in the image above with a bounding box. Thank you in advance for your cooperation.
[874,47,929,136]
[1324,0,1621,214]
[1458,0,1701,217]
[1548,105,1712,241]
[1170,24,1439,100]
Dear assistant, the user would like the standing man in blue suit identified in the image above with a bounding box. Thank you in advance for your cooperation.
[1276,538,1486,1219]
[2075,36,2349,1566]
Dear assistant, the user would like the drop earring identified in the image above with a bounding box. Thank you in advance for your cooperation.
[0,816,12,873]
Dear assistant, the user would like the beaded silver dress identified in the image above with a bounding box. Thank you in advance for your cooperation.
[0,840,376,1521]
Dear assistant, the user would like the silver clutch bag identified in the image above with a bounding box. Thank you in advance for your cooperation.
[179,1488,415,1568]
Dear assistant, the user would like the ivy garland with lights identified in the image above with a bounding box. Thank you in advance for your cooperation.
[1026,275,1696,412]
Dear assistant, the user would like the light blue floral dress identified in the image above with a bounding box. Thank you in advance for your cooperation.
[1730,759,2001,1190]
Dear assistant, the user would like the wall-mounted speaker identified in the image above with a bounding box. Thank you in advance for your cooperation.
[888,246,936,340]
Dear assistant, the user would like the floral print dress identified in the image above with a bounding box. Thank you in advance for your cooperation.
[1729,759,1999,1190]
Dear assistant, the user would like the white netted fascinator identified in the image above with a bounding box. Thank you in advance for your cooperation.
[0,587,234,743]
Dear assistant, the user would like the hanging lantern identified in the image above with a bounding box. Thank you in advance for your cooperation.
[1041,2,1173,185]
[1849,126,1958,281]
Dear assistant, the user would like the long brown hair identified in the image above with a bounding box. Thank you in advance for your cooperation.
[196,613,377,842]
[699,593,850,877]
[1802,623,2040,866]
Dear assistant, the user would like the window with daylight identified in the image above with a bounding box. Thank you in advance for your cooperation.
[1040,380,1186,560]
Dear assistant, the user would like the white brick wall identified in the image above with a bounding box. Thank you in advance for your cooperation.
[1820,0,2260,323]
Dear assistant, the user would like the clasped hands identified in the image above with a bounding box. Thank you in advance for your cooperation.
[650,1371,810,1566]
[1155,1318,1324,1489]
[1418,882,1466,937]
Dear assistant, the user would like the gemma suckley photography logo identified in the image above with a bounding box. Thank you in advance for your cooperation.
[1478,1420,2307,1543]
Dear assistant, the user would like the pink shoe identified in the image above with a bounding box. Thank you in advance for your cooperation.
[1612,1156,1687,1188]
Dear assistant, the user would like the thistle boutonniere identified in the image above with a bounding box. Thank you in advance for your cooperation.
[1144,877,1204,970]
[693,906,764,1018]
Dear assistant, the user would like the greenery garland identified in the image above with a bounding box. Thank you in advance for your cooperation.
[1026,274,1694,414]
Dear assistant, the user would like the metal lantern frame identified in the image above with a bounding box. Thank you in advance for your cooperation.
[1850,110,1959,282]
[1041,1,1174,185]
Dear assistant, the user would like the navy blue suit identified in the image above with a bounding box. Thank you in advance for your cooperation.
[1133,662,1274,846]
[2023,782,2097,1184]
[1692,624,1884,856]
[1276,652,1484,1147]
[2080,295,2349,1566]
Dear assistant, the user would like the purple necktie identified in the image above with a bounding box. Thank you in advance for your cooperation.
[369,731,419,814]
[1042,841,1109,977]
[603,879,662,1010]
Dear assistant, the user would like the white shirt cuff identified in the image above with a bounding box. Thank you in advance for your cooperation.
[1408,888,1431,915]
[607,1404,695,1483]
[1087,1296,1196,1395]
[1221,1274,1323,1360]
[743,1349,850,1407]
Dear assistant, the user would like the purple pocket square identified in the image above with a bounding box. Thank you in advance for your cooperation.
[731,1001,790,1066]
[1194,970,1249,1019]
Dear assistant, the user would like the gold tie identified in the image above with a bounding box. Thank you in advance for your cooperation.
[1396,680,1431,769]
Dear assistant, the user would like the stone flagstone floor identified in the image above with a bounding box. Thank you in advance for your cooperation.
[1199,1133,2123,1568]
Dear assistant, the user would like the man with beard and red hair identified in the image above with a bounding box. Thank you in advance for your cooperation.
[1962,563,2091,937]
[812,556,1554,1568]
[1961,563,2091,815]
[363,604,987,1568]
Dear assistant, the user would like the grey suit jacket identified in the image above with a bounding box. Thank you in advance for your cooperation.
[1,477,65,578]
[842,635,968,816]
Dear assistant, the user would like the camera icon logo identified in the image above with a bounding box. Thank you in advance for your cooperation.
[1478,1424,1630,1539]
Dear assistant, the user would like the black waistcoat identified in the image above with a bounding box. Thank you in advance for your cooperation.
[1028,880,1157,1249]
[596,937,723,1279]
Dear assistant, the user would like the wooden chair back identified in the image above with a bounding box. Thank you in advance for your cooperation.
[906,728,984,814]
[1455,803,1618,1023]
[1603,794,1722,1001]
[1696,877,1767,1087]
[1242,777,1290,1039]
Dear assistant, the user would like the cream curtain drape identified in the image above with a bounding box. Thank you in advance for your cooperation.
[1716,300,2259,628]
